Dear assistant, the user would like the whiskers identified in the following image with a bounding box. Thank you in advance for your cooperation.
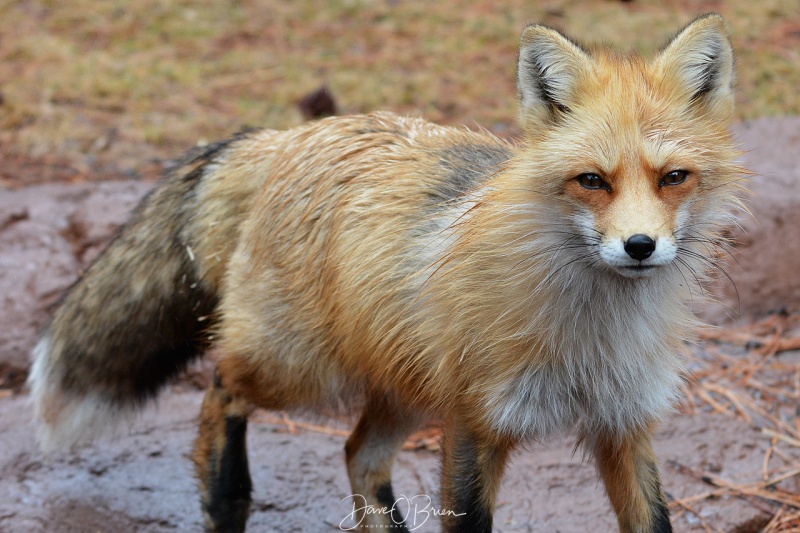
[507,227,603,290]
[673,222,740,312]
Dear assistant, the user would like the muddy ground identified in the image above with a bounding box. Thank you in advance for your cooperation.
[0,390,794,533]
[1,116,800,532]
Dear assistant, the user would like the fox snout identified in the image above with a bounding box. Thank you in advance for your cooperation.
[624,234,656,261]
[599,232,679,278]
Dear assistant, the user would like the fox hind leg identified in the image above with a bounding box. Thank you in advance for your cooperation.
[344,393,420,532]
[589,425,672,533]
[194,371,254,533]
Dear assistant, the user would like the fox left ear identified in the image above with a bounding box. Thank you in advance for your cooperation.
[517,25,593,127]
[655,14,735,118]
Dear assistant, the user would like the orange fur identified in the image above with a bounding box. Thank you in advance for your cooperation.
[591,424,669,533]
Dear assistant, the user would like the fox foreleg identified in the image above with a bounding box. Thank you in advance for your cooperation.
[439,418,513,533]
[589,425,672,533]
[344,393,420,532]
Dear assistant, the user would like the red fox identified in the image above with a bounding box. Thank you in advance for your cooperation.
[30,14,744,533]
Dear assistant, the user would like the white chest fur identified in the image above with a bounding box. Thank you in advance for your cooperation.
[483,274,689,440]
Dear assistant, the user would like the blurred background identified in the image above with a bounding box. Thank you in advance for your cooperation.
[1,0,798,187]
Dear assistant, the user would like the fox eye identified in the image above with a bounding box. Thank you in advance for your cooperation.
[660,170,688,187]
[576,173,610,191]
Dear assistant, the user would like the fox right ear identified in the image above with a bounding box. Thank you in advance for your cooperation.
[517,25,592,127]
[655,14,735,120]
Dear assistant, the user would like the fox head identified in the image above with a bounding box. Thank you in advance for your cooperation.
[514,14,744,280]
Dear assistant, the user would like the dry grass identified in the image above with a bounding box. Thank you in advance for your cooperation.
[0,0,798,186]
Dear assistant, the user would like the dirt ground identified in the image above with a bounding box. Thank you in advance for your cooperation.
[0,389,796,533]
[1,116,800,532]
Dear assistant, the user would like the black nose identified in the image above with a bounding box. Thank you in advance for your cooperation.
[624,234,656,261]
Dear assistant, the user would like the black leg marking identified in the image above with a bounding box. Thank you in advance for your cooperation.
[442,431,498,533]
[205,415,252,533]
[344,394,420,531]
[649,470,672,533]
[645,459,672,533]
[445,464,493,533]
[651,499,672,533]
[375,482,409,533]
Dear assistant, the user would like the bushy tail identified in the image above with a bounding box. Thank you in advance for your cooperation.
[29,133,266,450]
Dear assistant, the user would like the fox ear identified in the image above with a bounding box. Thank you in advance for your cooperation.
[655,14,734,117]
[517,25,592,126]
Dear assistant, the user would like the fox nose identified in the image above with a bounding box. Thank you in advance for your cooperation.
[624,234,656,261]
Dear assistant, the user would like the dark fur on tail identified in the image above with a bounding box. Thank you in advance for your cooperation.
[57,145,224,400]
[29,137,254,449]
